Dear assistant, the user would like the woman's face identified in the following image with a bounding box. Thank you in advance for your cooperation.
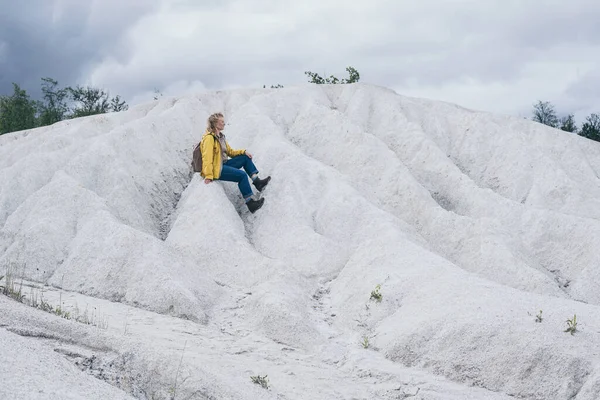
[216,117,225,131]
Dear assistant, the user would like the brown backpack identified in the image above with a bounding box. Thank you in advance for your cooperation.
[192,141,202,172]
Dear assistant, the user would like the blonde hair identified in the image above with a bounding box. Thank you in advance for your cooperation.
[207,112,224,133]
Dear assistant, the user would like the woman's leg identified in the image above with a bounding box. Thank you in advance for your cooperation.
[224,155,258,177]
[218,165,254,200]
[225,155,270,191]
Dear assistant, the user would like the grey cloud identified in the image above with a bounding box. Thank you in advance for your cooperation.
[0,0,158,98]
[346,0,600,87]
[566,70,600,99]
[2,0,600,122]
[563,69,600,120]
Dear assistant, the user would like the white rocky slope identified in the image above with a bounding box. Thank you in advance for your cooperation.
[1,83,599,399]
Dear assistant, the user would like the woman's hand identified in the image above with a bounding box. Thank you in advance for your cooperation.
[245,151,253,158]
[204,179,212,184]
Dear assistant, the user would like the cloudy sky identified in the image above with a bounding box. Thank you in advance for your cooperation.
[1,0,599,122]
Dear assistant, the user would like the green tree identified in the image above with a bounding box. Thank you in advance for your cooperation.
[344,66,360,83]
[0,83,38,135]
[579,113,600,142]
[110,95,128,112]
[532,101,558,127]
[67,85,110,117]
[305,71,326,84]
[67,85,128,118]
[305,66,361,84]
[39,77,69,126]
[559,114,578,133]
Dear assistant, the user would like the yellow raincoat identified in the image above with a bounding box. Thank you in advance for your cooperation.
[199,130,246,180]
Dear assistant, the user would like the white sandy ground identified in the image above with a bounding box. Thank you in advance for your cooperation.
[0,284,515,400]
[1,83,600,399]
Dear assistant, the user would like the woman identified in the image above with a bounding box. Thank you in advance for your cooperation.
[200,112,270,213]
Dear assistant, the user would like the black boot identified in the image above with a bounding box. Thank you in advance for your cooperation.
[246,197,265,213]
[252,176,271,192]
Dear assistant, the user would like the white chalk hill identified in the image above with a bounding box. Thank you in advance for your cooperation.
[1,83,599,399]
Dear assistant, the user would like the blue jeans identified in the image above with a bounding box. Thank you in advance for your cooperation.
[217,155,258,199]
